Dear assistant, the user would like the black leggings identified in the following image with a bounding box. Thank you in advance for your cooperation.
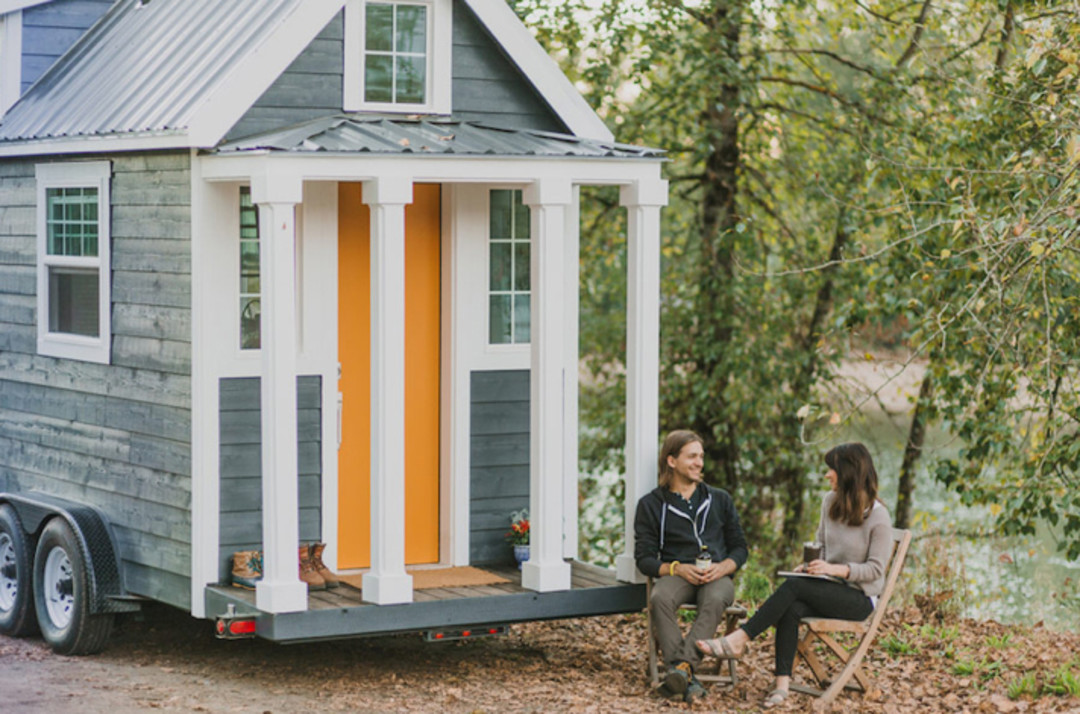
[740,578,873,676]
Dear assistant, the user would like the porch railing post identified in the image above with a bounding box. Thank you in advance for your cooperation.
[521,178,572,592]
[361,176,414,605]
[252,170,308,613]
[615,177,668,584]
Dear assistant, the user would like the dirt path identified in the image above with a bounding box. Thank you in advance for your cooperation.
[2,603,1079,713]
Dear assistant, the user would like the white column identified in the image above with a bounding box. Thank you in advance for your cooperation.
[252,171,308,613]
[521,179,572,592]
[562,186,580,559]
[615,178,668,583]
[360,176,414,604]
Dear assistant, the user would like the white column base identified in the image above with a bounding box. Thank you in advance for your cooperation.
[521,559,571,592]
[362,572,414,604]
[255,580,308,614]
[615,554,646,583]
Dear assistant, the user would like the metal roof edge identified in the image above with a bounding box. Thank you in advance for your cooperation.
[0,130,192,158]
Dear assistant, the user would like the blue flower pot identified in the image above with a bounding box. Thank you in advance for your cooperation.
[513,544,530,570]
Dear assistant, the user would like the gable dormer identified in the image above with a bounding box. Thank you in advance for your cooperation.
[0,0,113,118]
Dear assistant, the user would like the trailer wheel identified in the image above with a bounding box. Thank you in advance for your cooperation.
[33,518,113,655]
[0,504,38,637]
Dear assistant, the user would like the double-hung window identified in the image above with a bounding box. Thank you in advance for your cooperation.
[344,0,451,114]
[488,189,531,345]
[35,161,112,364]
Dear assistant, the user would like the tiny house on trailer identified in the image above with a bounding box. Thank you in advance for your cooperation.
[0,0,669,653]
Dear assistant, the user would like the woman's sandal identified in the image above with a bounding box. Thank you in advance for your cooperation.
[695,636,744,660]
[762,688,790,709]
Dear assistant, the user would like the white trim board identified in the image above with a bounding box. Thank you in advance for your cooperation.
[0,11,23,118]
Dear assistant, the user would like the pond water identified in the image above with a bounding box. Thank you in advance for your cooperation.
[839,412,1080,632]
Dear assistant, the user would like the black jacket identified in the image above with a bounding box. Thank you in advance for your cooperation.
[633,483,749,578]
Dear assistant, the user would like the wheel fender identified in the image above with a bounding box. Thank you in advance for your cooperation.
[0,492,138,614]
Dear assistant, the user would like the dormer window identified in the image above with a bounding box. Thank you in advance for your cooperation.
[344,0,451,114]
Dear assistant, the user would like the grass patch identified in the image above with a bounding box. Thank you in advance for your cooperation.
[881,634,920,657]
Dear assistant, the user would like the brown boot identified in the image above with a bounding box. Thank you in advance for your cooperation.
[309,542,340,589]
[298,545,326,590]
[231,550,262,590]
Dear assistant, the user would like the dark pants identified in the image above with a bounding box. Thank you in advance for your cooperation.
[741,578,873,676]
[651,575,736,670]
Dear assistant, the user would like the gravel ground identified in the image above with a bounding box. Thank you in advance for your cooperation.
[2,601,1080,713]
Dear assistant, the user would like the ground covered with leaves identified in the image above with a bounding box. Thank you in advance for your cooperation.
[2,601,1079,713]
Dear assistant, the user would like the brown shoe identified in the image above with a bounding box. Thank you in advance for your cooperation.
[231,550,262,590]
[299,545,326,590]
[309,542,340,588]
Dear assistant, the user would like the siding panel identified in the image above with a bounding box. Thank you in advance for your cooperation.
[469,370,529,565]
[20,0,115,92]
[218,377,323,582]
[0,151,194,610]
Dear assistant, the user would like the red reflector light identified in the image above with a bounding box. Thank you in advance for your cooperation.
[229,620,256,635]
[488,628,498,634]
[215,621,225,635]
[461,630,471,637]
[434,632,444,639]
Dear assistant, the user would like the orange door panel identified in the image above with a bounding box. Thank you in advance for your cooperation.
[338,183,441,569]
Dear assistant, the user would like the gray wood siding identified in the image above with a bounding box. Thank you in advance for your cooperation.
[225,0,566,141]
[470,369,529,565]
[451,1,565,132]
[218,377,323,582]
[0,151,193,611]
[21,0,115,93]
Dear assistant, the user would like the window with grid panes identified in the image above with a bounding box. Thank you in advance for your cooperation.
[239,186,261,350]
[35,161,111,364]
[363,1,427,104]
[344,0,450,113]
[488,189,531,345]
[45,187,100,336]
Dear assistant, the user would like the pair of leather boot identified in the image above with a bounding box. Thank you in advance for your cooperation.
[231,550,263,590]
[299,542,340,590]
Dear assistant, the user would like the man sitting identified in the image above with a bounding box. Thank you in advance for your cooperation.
[634,430,749,703]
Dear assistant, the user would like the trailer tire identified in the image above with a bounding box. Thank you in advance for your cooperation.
[0,504,38,637]
[33,518,113,655]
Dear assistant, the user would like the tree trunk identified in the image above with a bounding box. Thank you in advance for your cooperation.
[692,2,743,494]
[896,371,933,528]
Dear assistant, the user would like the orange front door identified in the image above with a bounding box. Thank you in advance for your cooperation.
[337,183,441,569]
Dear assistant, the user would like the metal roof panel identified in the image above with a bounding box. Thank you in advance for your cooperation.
[212,116,663,159]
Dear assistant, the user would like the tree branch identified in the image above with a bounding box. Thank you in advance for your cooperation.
[763,48,887,81]
[896,0,933,68]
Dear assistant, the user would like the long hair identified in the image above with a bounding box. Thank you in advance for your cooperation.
[658,430,703,489]
[824,442,879,526]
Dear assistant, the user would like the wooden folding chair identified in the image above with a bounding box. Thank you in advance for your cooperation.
[645,577,749,687]
[791,528,912,709]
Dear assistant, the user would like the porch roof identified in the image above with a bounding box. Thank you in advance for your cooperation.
[210,116,664,159]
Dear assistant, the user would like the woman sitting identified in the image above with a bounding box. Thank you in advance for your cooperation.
[696,442,892,709]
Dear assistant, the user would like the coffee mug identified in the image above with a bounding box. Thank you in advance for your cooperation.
[802,541,823,563]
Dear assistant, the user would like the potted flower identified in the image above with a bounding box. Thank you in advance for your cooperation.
[504,508,530,569]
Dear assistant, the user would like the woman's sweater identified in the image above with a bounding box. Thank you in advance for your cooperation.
[816,492,892,598]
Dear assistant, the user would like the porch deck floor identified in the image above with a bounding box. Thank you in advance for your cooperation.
[205,561,645,642]
[219,560,620,610]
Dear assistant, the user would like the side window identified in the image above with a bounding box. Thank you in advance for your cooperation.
[488,189,530,345]
[344,0,451,114]
[239,186,261,350]
[35,161,111,364]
